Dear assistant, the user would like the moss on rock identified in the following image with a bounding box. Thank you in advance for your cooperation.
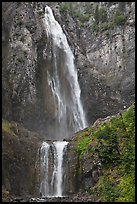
[2,187,10,202]
[74,103,135,202]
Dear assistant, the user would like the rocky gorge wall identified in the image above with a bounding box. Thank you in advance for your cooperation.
[2,2,135,201]
[2,103,135,201]
[2,120,42,200]
[56,2,135,124]
[2,2,135,135]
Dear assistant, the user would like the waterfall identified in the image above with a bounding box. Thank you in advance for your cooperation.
[40,141,68,197]
[51,141,68,197]
[44,5,87,140]
[39,5,88,198]
[40,142,50,196]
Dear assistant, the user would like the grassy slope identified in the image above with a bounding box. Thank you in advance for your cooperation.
[75,103,135,202]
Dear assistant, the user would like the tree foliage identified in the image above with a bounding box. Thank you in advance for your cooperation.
[75,104,135,202]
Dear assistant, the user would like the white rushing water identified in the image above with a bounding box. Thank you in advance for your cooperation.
[40,142,50,196]
[51,141,68,197]
[44,5,87,139]
[40,141,68,197]
[39,5,88,198]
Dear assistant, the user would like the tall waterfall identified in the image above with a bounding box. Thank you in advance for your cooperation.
[39,5,88,198]
[44,5,87,140]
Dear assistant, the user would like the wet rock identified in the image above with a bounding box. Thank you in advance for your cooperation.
[2,121,43,198]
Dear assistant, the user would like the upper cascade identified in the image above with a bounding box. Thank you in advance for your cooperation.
[43,5,87,140]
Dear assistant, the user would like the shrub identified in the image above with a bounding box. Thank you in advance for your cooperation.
[75,104,135,201]
[38,10,43,16]
[94,5,107,24]
[116,172,135,201]
[92,6,127,34]
[72,12,91,23]
[2,120,16,137]
[60,3,71,12]
[113,11,127,25]
[99,21,114,32]
[100,175,120,202]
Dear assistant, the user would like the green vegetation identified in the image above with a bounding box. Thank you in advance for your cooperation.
[60,3,92,25]
[113,10,127,25]
[99,21,114,32]
[94,5,107,24]
[75,104,135,202]
[92,5,127,33]
[72,12,91,24]
[2,119,16,137]
[37,10,43,16]
[60,3,72,12]
[92,5,108,32]
[75,130,91,156]
[2,187,10,202]
[60,3,127,32]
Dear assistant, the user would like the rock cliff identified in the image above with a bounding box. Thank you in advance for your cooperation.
[56,2,135,124]
[2,120,42,200]
[2,104,135,201]
[2,2,135,201]
[2,2,135,134]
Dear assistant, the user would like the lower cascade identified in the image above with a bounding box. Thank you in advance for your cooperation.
[40,141,68,197]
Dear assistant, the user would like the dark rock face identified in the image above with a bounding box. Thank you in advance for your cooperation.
[2,2,135,134]
[57,2,135,124]
[2,2,135,200]
[2,121,42,198]
[63,137,102,195]
[2,2,48,135]
[63,141,80,195]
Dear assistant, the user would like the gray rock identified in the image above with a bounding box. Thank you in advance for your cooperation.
[2,2,135,134]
